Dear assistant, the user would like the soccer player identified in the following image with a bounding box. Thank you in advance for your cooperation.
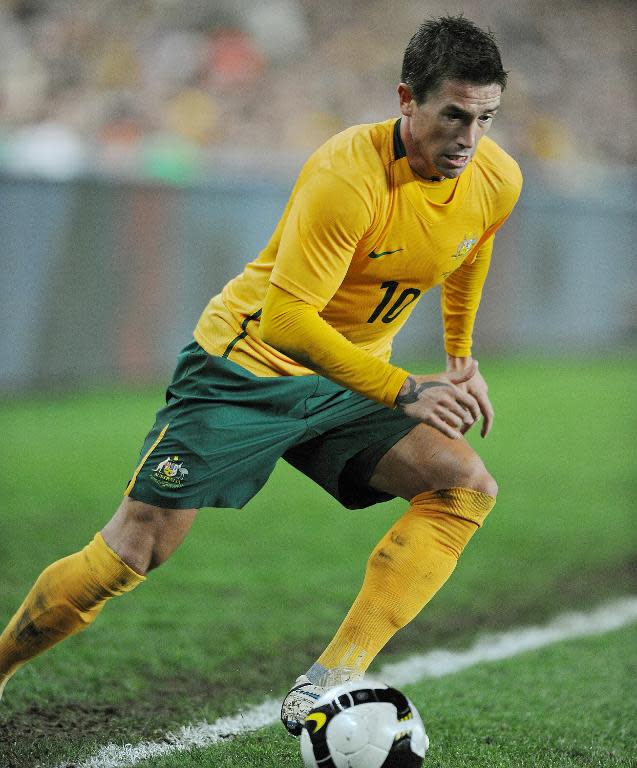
[0,16,521,736]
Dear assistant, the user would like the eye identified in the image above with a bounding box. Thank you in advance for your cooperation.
[479,114,495,124]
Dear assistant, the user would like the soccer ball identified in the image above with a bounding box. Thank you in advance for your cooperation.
[300,680,429,768]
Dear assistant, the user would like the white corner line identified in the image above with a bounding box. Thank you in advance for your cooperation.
[61,596,637,768]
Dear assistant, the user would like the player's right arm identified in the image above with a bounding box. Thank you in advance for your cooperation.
[261,284,408,406]
[260,168,480,438]
[261,286,480,439]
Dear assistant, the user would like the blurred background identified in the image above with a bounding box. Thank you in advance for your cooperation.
[1,0,635,392]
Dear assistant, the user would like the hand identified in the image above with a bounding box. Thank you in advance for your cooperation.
[447,356,494,438]
[395,361,482,440]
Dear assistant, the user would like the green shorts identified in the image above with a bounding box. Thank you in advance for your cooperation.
[125,340,419,510]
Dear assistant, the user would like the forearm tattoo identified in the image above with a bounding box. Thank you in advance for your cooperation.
[395,376,449,405]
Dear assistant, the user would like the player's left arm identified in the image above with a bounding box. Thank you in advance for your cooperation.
[441,235,495,437]
[442,155,523,437]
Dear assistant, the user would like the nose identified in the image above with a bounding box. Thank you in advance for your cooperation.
[456,120,479,149]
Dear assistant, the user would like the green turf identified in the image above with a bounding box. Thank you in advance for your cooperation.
[110,623,637,768]
[0,357,635,768]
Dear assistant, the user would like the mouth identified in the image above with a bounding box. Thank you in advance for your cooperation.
[442,153,470,169]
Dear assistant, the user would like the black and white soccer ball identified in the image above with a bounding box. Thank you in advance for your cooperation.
[300,680,429,768]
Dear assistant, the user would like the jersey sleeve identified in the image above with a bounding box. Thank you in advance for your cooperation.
[269,170,374,309]
[442,157,523,357]
[441,235,494,357]
[260,284,409,406]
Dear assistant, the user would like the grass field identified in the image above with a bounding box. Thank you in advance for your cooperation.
[0,357,635,768]
[144,624,637,768]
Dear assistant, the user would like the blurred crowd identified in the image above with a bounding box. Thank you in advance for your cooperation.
[1,0,635,181]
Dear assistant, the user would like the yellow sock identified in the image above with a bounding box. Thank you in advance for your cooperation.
[314,487,495,680]
[0,533,144,691]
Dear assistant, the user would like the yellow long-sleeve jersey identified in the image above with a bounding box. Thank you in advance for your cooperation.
[194,118,522,405]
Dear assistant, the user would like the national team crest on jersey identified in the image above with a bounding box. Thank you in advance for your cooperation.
[452,234,478,260]
[151,455,189,488]
[440,233,480,279]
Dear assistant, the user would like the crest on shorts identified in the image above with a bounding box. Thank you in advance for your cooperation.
[151,455,189,488]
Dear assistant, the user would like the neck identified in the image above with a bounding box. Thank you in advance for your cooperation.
[399,115,445,182]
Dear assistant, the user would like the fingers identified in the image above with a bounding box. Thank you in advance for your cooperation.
[426,413,463,440]
[450,387,481,423]
[474,390,495,437]
[432,398,475,439]
[395,366,486,440]
[444,362,493,434]
[441,367,481,423]
[438,405,464,430]
[439,395,476,431]
[422,384,480,436]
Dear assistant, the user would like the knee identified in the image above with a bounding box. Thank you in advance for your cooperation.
[101,499,197,575]
[423,449,497,500]
[457,454,498,498]
[101,501,156,575]
[464,458,498,498]
[369,426,498,502]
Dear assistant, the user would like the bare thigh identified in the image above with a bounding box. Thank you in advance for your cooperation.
[368,423,498,501]
[101,497,198,575]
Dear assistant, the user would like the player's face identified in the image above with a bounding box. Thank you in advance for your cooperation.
[398,79,501,180]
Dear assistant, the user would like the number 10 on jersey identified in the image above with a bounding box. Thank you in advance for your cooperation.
[367,281,421,324]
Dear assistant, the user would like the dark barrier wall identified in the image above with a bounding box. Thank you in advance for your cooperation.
[1,165,635,392]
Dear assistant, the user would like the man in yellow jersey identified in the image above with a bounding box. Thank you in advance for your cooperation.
[0,16,522,736]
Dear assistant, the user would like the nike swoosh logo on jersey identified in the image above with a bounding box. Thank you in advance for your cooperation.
[368,248,404,259]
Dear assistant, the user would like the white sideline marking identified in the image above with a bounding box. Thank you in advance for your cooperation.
[64,596,637,768]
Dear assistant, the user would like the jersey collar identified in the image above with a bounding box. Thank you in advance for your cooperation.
[393,118,407,161]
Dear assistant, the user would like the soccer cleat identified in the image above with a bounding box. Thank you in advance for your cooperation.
[280,674,326,736]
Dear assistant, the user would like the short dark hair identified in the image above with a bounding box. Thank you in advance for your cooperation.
[401,16,507,103]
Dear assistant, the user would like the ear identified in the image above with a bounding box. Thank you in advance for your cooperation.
[397,83,415,116]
